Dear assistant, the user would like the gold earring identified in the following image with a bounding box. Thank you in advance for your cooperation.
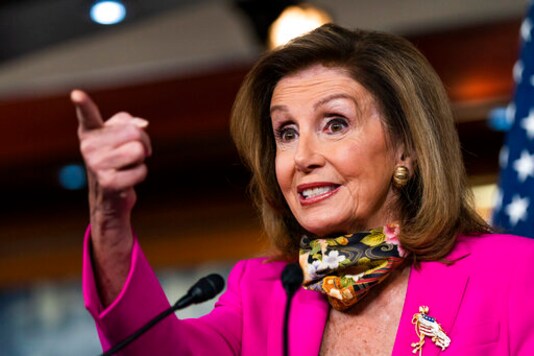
[393,166,409,188]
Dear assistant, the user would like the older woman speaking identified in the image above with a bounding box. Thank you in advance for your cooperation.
[73,24,534,355]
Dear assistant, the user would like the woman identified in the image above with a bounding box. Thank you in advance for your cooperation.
[74,24,534,355]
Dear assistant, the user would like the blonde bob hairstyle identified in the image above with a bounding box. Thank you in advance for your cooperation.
[230,24,490,262]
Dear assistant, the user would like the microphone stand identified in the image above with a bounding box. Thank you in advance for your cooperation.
[281,264,303,356]
[99,274,224,356]
[283,296,294,356]
[100,295,191,356]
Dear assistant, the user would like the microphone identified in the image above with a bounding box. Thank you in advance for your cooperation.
[100,273,225,356]
[281,264,303,356]
[173,273,225,309]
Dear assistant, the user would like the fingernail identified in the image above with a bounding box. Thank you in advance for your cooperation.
[70,90,83,102]
[132,118,149,128]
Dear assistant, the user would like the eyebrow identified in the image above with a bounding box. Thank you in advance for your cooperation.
[270,93,356,115]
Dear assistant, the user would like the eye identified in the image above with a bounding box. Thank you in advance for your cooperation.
[275,125,298,143]
[324,117,348,134]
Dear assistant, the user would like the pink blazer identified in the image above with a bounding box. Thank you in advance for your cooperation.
[83,231,534,355]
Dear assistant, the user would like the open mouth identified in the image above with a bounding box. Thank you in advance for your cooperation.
[299,184,340,202]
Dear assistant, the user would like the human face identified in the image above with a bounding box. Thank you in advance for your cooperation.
[271,65,403,237]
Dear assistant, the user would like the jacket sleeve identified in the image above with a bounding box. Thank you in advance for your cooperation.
[82,226,244,356]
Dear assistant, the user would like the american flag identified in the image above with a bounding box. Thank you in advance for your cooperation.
[492,3,534,238]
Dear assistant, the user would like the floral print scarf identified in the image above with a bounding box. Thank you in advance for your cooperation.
[299,224,406,311]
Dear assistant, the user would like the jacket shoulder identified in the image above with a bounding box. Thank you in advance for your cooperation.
[454,233,534,270]
[458,232,534,255]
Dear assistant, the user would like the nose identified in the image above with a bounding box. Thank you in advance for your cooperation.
[294,134,325,173]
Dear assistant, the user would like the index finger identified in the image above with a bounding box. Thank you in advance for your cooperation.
[71,89,104,132]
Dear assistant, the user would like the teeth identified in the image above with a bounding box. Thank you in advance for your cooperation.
[301,186,334,199]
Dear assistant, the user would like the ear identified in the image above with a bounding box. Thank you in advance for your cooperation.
[394,144,415,176]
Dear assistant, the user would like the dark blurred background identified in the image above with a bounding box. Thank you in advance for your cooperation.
[0,0,528,354]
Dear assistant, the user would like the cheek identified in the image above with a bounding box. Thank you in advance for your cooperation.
[334,143,370,177]
[340,142,395,189]
[274,153,291,191]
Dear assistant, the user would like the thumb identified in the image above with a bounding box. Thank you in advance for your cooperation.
[71,89,104,132]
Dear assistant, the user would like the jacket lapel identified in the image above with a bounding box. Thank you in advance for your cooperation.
[393,240,472,356]
[290,288,329,355]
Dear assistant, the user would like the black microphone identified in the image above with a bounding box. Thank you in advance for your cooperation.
[100,273,225,356]
[281,263,303,356]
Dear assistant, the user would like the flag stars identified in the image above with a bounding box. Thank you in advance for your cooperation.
[493,188,503,213]
[494,6,534,235]
[499,146,509,169]
[521,18,532,42]
[513,150,534,182]
[521,109,534,139]
[514,61,524,83]
[506,103,516,126]
[505,195,530,226]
